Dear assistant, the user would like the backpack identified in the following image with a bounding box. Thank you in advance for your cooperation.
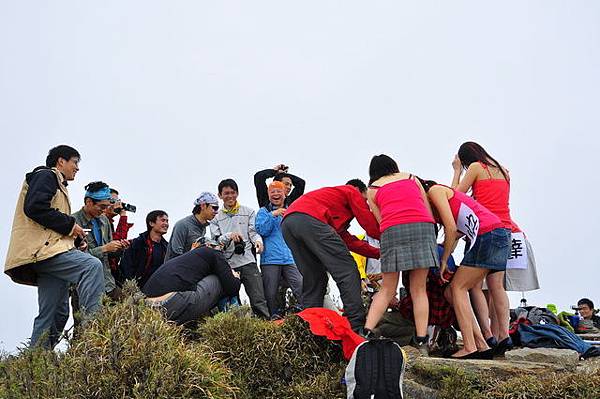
[428,325,459,357]
[345,338,406,399]
[511,306,559,326]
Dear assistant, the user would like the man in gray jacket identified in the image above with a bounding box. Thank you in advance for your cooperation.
[210,179,269,319]
[165,192,219,261]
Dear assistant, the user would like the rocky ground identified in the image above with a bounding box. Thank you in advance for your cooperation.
[402,345,600,399]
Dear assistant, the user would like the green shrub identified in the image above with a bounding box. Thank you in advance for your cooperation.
[0,295,240,399]
[199,311,346,399]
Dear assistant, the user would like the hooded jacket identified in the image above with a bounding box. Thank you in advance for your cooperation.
[256,205,295,265]
[5,167,75,285]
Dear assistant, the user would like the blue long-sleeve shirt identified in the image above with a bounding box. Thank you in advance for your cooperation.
[255,206,295,265]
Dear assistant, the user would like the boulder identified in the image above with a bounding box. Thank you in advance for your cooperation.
[411,355,567,378]
[505,347,580,368]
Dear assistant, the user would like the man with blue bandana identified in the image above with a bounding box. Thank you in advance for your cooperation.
[72,181,131,300]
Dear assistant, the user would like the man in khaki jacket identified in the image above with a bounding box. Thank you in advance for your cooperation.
[4,145,104,348]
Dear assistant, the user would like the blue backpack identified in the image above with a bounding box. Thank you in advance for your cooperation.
[345,338,406,399]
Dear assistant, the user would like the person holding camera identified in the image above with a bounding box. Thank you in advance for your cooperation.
[165,192,219,261]
[253,164,306,208]
[210,179,270,319]
[104,188,135,284]
[143,242,241,326]
[5,145,105,348]
[72,181,130,300]
[256,181,303,318]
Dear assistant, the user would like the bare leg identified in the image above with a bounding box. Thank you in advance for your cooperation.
[450,266,488,357]
[365,272,399,330]
[472,314,490,351]
[486,272,509,341]
[488,294,500,339]
[409,268,430,337]
[446,281,490,352]
[469,283,493,340]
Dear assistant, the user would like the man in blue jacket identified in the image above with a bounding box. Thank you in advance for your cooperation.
[256,181,303,318]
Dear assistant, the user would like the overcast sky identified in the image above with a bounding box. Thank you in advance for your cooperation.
[1,1,598,352]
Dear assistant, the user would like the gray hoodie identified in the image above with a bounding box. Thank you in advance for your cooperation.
[165,214,208,261]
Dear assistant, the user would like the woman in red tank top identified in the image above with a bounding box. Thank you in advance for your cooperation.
[450,141,522,355]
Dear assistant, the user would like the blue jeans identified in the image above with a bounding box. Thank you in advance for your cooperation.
[30,249,104,347]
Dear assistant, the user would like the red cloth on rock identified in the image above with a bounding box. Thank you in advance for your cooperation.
[296,308,365,360]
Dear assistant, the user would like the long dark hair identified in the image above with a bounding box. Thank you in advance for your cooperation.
[369,154,399,185]
[457,142,509,182]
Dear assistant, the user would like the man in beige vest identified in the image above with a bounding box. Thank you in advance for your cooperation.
[4,145,105,348]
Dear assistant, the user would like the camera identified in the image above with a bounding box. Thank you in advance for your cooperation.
[234,240,246,255]
[113,202,137,213]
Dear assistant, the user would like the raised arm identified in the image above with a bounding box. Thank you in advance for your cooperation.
[254,169,277,208]
[286,173,306,204]
[452,162,479,193]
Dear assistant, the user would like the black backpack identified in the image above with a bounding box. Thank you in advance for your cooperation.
[345,338,406,399]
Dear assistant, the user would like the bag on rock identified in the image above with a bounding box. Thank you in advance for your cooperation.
[345,338,406,399]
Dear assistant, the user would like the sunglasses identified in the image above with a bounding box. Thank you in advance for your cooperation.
[210,205,219,211]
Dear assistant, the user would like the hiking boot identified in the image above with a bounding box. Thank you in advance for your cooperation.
[411,335,429,357]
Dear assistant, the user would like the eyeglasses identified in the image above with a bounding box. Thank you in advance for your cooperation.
[211,205,219,211]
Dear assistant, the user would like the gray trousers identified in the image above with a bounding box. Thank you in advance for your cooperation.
[30,249,105,348]
[236,262,270,319]
[281,213,365,330]
[261,264,303,316]
[160,274,223,325]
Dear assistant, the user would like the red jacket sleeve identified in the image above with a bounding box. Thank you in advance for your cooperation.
[113,215,133,240]
[347,190,381,240]
[340,231,380,259]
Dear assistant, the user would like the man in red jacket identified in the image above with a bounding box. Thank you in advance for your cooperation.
[281,179,380,331]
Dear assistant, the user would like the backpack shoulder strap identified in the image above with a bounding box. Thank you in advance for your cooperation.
[381,340,404,398]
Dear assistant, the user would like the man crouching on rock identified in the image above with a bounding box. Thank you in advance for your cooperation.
[142,239,241,325]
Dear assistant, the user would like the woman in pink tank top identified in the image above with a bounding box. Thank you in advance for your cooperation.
[362,155,438,354]
[451,141,538,355]
[423,181,510,359]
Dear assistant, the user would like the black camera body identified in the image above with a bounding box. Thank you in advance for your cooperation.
[114,203,137,213]
[234,240,246,255]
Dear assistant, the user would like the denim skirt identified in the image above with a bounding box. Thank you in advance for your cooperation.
[461,228,510,271]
